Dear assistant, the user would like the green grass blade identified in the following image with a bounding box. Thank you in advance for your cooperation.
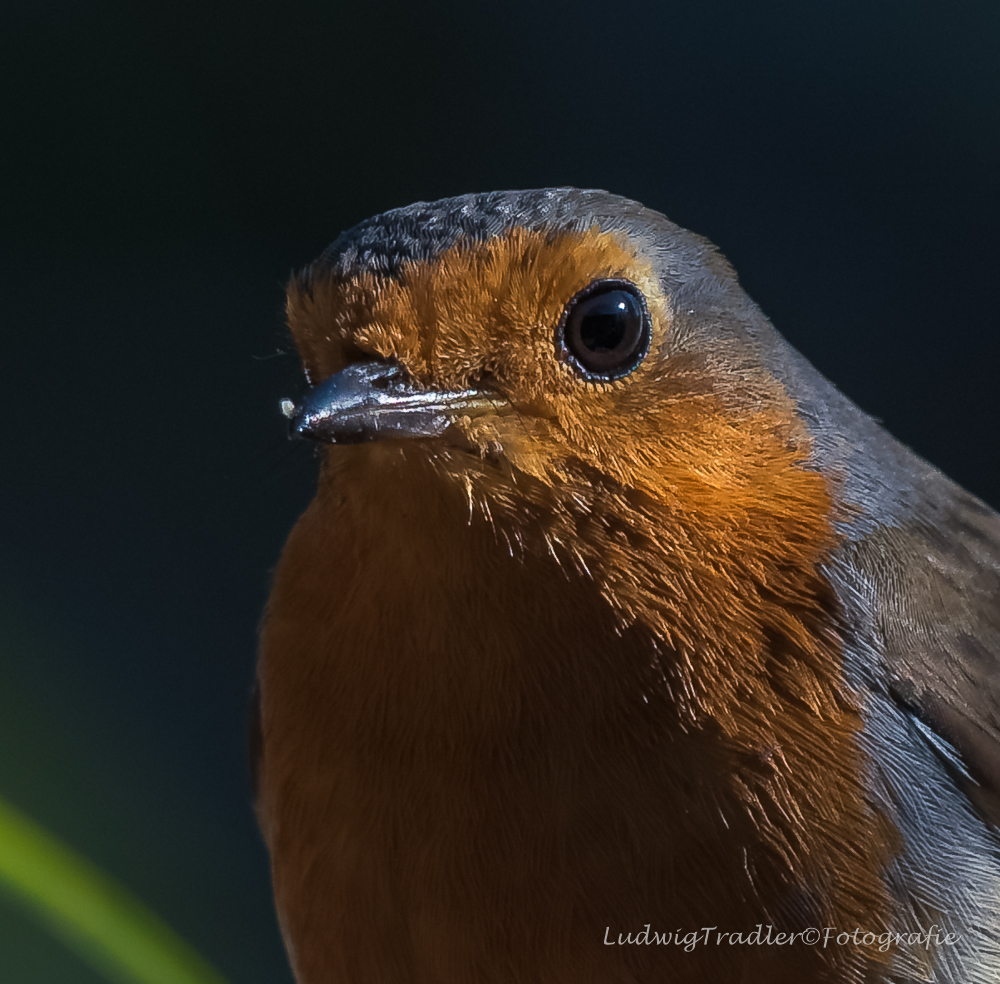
[0,794,232,984]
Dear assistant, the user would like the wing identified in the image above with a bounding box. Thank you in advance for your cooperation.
[845,470,1000,827]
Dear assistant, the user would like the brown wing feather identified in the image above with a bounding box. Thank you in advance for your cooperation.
[846,472,1000,826]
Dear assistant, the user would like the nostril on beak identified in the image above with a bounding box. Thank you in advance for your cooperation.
[367,363,407,391]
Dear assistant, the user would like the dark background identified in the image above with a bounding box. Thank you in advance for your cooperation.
[1,0,997,980]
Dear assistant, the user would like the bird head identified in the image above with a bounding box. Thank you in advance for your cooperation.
[283,189,843,725]
[288,190,804,486]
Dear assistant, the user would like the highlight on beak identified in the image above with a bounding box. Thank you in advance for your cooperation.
[286,360,508,444]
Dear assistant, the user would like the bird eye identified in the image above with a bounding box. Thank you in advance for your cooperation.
[557,279,651,381]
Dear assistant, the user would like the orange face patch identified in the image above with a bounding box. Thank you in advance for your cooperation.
[283,224,899,966]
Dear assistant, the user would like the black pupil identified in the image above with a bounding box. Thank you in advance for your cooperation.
[577,290,639,353]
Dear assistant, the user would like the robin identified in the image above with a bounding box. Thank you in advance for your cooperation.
[253,189,1000,983]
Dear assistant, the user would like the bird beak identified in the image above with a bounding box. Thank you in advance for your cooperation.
[285,360,507,444]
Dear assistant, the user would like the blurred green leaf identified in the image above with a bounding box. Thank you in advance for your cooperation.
[0,794,232,984]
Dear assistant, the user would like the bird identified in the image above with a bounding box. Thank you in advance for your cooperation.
[252,188,1000,984]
